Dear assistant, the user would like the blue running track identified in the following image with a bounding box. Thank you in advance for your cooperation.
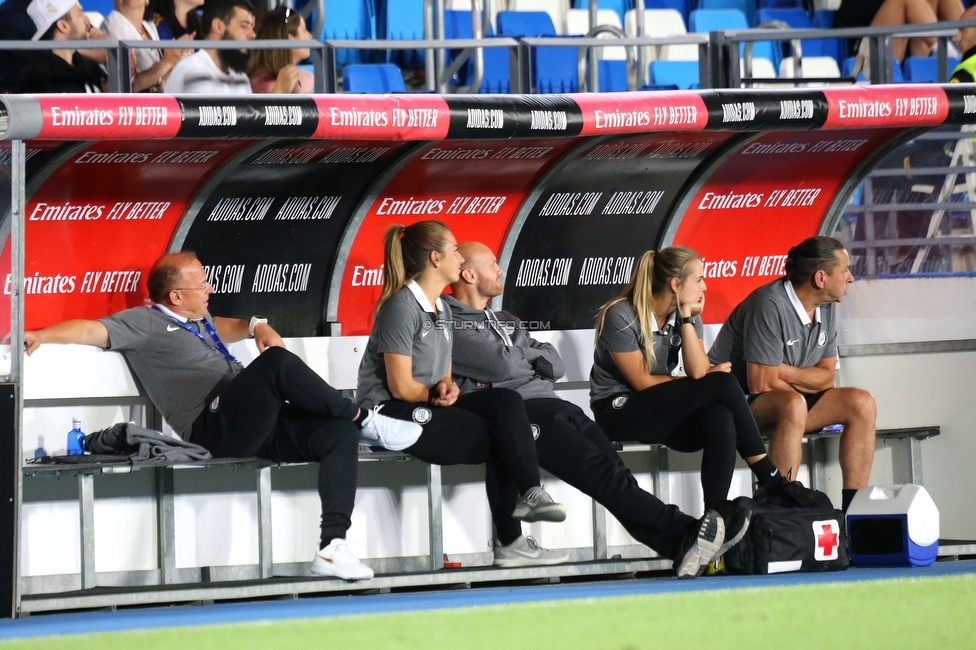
[1,560,974,641]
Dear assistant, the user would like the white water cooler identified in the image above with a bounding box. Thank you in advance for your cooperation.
[846,485,939,567]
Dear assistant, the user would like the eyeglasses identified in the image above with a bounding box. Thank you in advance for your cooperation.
[174,282,211,292]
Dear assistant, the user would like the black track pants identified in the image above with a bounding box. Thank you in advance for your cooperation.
[490,398,696,554]
[593,372,768,510]
[379,387,542,491]
[191,347,361,543]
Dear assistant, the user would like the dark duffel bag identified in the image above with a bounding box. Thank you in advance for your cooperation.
[721,483,850,575]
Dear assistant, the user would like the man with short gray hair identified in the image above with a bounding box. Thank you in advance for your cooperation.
[24,251,420,581]
[708,236,877,511]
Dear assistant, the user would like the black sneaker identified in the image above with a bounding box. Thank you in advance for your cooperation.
[714,500,751,557]
[672,510,724,579]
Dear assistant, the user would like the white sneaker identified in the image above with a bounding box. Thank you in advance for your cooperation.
[310,538,374,581]
[359,404,423,451]
[493,535,569,568]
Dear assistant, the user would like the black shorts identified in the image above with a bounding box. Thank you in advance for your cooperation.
[748,389,827,411]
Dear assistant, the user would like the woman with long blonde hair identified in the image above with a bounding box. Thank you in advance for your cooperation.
[356,220,569,566]
[590,247,789,541]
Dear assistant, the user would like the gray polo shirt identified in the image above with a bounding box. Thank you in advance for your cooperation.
[356,281,454,410]
[100,306,241,437]
[707,277,838,392]
[589,299,703,404]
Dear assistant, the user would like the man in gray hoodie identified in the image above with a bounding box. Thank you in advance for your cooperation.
[444,242,747,579]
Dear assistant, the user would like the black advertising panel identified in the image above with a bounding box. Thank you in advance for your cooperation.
[444,95,583,139]
[499,131,737,330]
[180,139,412,336]
[940,84,976,124]
[701,89,828,131]
[176,97,319,139]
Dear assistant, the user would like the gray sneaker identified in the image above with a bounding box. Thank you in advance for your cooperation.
[672,510,725,579]
[511,486,566,522]
[493,535,569,568]
[359,404,423,451]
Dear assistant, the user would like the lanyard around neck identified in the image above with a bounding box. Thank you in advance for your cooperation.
[152,306,239,364]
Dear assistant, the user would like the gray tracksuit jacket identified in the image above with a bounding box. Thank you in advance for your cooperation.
[442,295,565,400]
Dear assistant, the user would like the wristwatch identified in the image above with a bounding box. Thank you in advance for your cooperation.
[679,316,697,327]
[248,316,269,338]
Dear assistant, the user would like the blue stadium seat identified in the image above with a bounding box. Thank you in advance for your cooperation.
[808,9,844,63]
[443,10,511,93]
[756,7,809,71]
[497,10,558,37]
[758,0,805,7]
[650,59,699,88]
[598,59,628,91]
[902,56,960,83]
[757,7,810,27]
[699,0,756,27]
[842,56,906,83]
[644,0,692,26]
[342,63,407,93]
[573,0,629,27]
[320,0,375,66]
[496,11,578,93]
[377,0,426,68]
[82,0,115,19]
[689,9,775,62]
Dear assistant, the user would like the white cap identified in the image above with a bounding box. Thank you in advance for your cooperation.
[27,0,78,41]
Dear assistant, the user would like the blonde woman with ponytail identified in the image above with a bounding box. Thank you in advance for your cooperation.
[356,221,569,559]
[590,247,791,559]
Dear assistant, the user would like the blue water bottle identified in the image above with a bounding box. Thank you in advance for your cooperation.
[33,435,47,459]
[66,418,85,456]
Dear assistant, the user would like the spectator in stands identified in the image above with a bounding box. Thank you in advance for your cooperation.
[589,247,793,516]
[357,221,568,540]
[0,0,35,93]
[23,251,420,581]
[950,5,976,82]
[17,0,108,93]
[149,0,203,40]
[102,0,195,92]
[708,237,876,512]
[165,0,255,93]
[247,5,314,94]
[835,0,964,61]
[445,242,743,578]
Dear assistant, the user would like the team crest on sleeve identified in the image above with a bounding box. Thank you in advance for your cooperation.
[530,424,540,440]
[818,332,827,347]
[412,407,433,424]
[612,395,628,410]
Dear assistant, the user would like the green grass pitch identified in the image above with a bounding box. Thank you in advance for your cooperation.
[4,573,975,650]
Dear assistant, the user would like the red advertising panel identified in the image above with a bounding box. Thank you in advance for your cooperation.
[12,139,247,329]
[574,91,709,136]
[821,85,947,130]
[34,95,182,140]
[310,94,450,141]
[671,128,901,324]
[334,138,578,335]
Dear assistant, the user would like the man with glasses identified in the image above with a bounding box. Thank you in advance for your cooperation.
[24,252,421,581]
[165,0,255,94]
[707,236,877,511]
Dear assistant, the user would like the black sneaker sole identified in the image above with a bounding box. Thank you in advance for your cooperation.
[675,511,725,579]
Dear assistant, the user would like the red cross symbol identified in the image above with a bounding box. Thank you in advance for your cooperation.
[817,524,838,557]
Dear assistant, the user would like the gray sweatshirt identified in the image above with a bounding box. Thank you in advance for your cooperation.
[443,295,565,401]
